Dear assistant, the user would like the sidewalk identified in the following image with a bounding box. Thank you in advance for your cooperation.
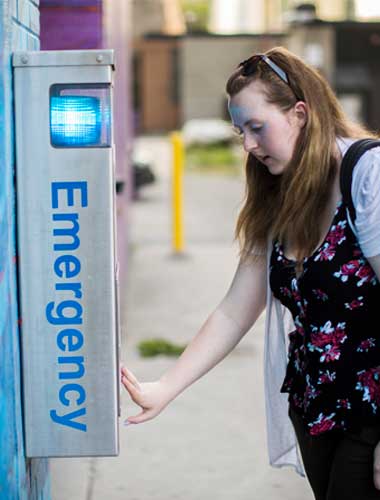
[49,135,313,500]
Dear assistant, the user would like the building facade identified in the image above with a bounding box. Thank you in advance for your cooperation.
[133,3,380,134]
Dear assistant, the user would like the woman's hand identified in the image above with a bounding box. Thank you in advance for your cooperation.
[373,441,380,489]
[120,365,172,424]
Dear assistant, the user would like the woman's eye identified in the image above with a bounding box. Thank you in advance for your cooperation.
[250,126,262,133]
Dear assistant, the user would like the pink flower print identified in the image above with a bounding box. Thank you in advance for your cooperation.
[294,316,305,337]
[334,259,361,282]
[344,296,364,310]
[299,345,307,371]
[308,412,336,435]
[355,263,377,287]
[308,321,347,362]
[275,242,289,264]
[326,221,347,246]
[310,321,347,347]
[317,369,336,384]
[280,286,292,298]
[314,242,336,262]
[321,344,343,363]
[337,398,351,410]
[356,367,380,413]
[294,349,303,374]
[313,289,329,301]
[290,278,301,300]
[299,300,308,318]
[291,393,304,409]
[357,338,376,353]
[275,242,282,259]
[291,279,307,316]
[302,374,321,410]
[312,217,346,262]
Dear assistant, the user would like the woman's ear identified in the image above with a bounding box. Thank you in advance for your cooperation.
[294,101,308,128]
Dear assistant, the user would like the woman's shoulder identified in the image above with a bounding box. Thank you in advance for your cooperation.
[337,135,380,159]
[351,140,380,189]
[337,136,380,193]
[348,139,380,220]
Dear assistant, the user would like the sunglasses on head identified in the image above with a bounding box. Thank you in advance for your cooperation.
[238,54,302,101]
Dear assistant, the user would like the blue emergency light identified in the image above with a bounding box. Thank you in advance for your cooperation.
[50,95,102,147]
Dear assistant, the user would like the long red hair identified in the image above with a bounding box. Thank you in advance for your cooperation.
[226,46,379,266]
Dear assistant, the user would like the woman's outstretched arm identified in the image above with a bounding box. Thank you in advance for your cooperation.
[159,254,267,401]
[121,254,267,424]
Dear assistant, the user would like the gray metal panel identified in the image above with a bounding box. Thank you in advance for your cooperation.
[13,49,115,68]
[14,51,119,457]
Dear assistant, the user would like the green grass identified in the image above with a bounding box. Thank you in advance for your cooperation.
[137,338,187,358]
[185,143,244,176]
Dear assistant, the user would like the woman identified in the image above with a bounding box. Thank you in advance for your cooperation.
[121,46,380,499]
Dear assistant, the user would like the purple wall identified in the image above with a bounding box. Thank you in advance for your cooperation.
[102,0,133,290]
[40,1,102,50]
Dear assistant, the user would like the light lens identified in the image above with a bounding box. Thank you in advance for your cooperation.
[50,95,102,147]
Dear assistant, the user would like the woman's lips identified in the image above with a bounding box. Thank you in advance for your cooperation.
[258,155,270,162]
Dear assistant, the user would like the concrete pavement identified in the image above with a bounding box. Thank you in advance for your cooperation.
[49,135,313,500]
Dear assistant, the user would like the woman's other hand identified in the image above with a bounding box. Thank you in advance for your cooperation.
[373,440,380,489]
[120,365,172,425]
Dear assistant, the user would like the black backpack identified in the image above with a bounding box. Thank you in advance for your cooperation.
[340,138,380,223]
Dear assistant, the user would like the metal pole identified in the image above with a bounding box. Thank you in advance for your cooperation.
[170,131,185,254]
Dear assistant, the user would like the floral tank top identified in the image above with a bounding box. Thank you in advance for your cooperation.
[270,199,380,436]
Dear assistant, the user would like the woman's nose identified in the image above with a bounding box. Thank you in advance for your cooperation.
[243,133,259,154]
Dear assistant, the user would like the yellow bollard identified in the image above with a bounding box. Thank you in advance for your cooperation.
[170,131,185,254]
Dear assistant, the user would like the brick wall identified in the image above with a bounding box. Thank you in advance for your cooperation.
[11,0,40,49]
[0,0,50,498]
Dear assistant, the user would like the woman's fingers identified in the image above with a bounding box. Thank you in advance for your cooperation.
[122,400,153,425]
[121,374,137,393]
[121,365,141,390]
[125,410,153,425]
[120,378,167,426]
[121,376,143,405]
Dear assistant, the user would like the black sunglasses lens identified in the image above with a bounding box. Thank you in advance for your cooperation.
[239,56,261,77]
[238,54,300,101]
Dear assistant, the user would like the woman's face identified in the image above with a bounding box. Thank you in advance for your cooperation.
[228,80,307,175]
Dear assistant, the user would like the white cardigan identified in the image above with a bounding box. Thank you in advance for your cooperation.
[264,137,380,477]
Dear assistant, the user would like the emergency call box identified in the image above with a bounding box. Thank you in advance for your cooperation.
[13,50,120,457]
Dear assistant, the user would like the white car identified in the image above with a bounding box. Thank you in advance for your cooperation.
[182,119,235,146]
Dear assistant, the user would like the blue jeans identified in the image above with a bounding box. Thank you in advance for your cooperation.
[289,404,380,500]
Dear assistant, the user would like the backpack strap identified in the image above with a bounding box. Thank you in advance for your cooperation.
[339,138,380,223]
